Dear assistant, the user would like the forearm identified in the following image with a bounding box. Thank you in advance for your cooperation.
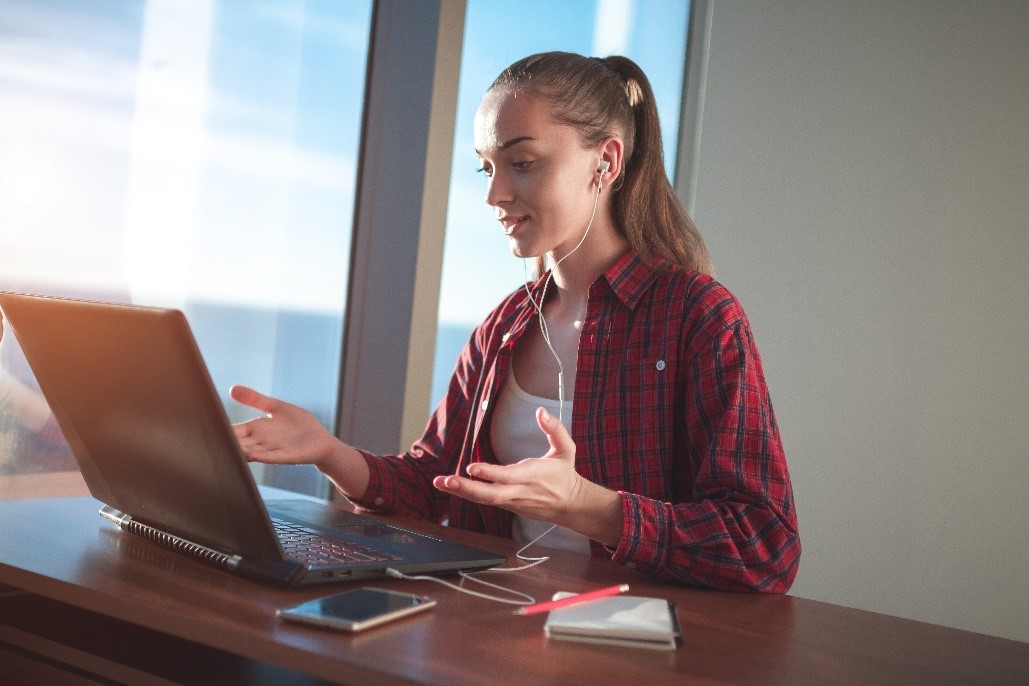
[316,440,371,502]
[348,445,456,522]
[613,493,800,592]
[561,479,624,548]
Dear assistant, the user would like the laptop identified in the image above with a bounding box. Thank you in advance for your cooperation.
[0,291,506,585]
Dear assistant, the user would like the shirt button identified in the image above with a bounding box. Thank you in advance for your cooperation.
[373,497,384,506]
[481,400,488,412]
[656,360,666,371]
[626,562,637,569]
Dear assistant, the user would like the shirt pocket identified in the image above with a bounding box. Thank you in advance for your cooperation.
[600,353,678,496]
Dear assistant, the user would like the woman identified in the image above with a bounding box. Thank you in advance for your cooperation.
[232,52,800,592]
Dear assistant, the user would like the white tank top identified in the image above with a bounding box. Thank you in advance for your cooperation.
[489,367,592,555]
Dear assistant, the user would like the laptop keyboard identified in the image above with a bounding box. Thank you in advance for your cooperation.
[272,518,402,567]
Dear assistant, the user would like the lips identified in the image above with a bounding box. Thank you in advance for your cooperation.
[500,214,529,236]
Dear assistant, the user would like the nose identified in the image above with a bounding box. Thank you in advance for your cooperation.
[484,169,513,208]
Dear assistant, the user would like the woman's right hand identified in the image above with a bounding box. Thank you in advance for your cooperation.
[229,385,369,499]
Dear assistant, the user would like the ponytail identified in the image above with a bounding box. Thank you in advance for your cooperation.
[603,56,714,277]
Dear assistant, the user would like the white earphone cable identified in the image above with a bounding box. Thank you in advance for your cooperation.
[409,169,606,606]
[521,173,604,424]
[383,523,561,605]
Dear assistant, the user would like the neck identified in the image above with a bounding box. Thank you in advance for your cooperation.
[548,220,627,297]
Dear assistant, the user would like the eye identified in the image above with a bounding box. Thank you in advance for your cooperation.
[475,163,493,178]
[512,160,532,171]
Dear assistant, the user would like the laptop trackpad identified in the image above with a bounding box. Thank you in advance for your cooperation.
[335,524,422,544]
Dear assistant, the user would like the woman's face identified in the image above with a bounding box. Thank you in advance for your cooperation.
[474,87,603,261]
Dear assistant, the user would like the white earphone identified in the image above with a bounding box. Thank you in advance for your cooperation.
[597,160,610,190]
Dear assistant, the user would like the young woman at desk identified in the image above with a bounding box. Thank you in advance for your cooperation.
[231,52,800,592]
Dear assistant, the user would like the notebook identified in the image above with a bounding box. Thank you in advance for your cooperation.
[0,291,506,586]
[543,592,682,650]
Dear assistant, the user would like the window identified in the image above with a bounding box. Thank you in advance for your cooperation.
[0,0,372,496]
[0,0,692,500]
[431,0,691,407]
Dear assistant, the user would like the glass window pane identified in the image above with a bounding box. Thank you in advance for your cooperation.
[431,0,690,407]
[0,0,372,497]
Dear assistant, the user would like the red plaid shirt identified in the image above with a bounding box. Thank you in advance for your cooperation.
[356,249,800,592]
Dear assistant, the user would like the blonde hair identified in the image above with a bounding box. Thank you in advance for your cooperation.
[490,52,714,277]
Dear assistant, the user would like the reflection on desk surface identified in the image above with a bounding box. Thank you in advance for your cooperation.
[0,469,88,500]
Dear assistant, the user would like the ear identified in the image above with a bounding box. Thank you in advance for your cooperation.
[597,136,624,190]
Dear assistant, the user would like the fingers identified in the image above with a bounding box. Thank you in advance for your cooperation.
[242,445,301,464]
[229,385,281,415]
[434,406,582,520]
[433,474,517,506]
[234,424,306,464]
[536,406,575,456]
[232,421,251,439]
[464,457,547,485]
[456,406,576,486]
[232,419,269,459]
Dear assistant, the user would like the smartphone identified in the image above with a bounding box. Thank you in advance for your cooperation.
[277,587,436,632]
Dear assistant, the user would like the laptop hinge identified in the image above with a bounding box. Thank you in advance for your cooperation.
[99,506,243,570]
[99,506,302,583]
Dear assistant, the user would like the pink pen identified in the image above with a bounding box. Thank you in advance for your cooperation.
[515,584,630,617]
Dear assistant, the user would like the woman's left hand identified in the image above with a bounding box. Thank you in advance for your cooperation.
[432,407,623,545]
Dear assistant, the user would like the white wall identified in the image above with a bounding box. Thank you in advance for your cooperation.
[690,0,1029,641]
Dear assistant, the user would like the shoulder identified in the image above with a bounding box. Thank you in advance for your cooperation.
[605,251,750,339]
[651,267,749,334]
[643,268,760,368]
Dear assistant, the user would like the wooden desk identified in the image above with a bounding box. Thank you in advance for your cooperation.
[0,496,1026,685]
[0,470,89,500]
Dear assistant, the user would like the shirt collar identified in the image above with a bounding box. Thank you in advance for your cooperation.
[523,248,669,311]
[600,249,668,310]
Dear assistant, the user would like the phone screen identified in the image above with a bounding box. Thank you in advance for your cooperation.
[278,587,435,632]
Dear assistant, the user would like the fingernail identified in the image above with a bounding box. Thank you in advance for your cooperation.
[540,408,552,423]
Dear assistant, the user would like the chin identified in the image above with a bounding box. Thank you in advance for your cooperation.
[507,238,538,260]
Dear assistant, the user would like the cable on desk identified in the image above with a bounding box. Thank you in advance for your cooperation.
[386,524,558,606]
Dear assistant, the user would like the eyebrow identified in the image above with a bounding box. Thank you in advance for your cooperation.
[474,135,535,155]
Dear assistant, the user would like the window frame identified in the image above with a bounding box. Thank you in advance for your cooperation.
[335,0,466,457]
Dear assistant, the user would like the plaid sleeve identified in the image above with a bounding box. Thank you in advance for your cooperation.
[611,321,800,592]
[347,321,488,523]
[348,356,474,522]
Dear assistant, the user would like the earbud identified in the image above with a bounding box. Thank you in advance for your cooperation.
[596,160,610,191]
